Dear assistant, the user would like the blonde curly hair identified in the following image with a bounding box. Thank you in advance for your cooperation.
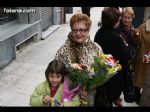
[122,7,135,19]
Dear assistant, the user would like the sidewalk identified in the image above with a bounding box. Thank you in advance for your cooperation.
[0,7,138,107]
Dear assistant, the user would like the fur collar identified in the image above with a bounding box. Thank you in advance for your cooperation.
[146,19,150,32]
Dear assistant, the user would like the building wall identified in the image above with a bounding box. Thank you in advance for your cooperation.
[0,7,65,69]
[40,7,53,31]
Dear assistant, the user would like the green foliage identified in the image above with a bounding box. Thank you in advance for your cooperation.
[67,68,92,89]
[85,75,106,91]
[92,56,107,77]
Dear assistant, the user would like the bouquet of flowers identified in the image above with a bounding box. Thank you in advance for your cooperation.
[65,54,122,101]
[85,53,122,91]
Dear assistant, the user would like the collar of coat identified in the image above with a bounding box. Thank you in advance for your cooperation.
[146,19,150,32]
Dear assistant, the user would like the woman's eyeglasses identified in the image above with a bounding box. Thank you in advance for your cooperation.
[72,29,87,33]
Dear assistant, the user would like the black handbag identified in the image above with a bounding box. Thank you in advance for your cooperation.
[123,70,135,103]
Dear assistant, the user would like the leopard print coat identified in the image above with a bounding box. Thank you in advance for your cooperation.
[55,32,103,72]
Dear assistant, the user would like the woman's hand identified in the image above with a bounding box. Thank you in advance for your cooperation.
[134,28,141,43]
[80,90,89,98]
[79,64,88,69]
[134,28,140,36]
[72,63,87,70]
[131,28,141,44]
[72,63,82,69]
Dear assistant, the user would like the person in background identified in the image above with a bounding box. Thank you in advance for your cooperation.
[29,60,81,107]
[81,7,91,17]
[118,7,141,105]
[133,18,150,106]
[119,7,141,51]
[98,7,121,26]
[55,13,103,106]
[94,7,134,107]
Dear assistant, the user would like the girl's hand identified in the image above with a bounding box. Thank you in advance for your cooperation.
[43,95,51,103]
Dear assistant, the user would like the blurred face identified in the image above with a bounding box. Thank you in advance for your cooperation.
[114,17,121,29]
[48,73,62,88]
[121,12,133,27]
[72,21,89,43]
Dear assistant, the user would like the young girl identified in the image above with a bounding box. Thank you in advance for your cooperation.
[29,60,81,107]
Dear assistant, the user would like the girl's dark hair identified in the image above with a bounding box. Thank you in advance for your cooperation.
[101,8,121,29]
[45,60,67,82]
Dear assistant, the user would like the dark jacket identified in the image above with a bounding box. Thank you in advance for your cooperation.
[94,27,133,71]
[94,27,133,106]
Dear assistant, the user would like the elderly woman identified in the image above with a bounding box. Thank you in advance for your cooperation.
[94,7,134,107]
[118,7,141,104]
[55,13,103,106]
[119,7,141,55]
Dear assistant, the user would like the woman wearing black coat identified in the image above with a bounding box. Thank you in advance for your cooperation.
[94,8,134,107]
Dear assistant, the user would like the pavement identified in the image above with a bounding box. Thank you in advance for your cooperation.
[0,7,138,107]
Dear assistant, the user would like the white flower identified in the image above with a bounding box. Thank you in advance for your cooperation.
[64,98,69,102]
